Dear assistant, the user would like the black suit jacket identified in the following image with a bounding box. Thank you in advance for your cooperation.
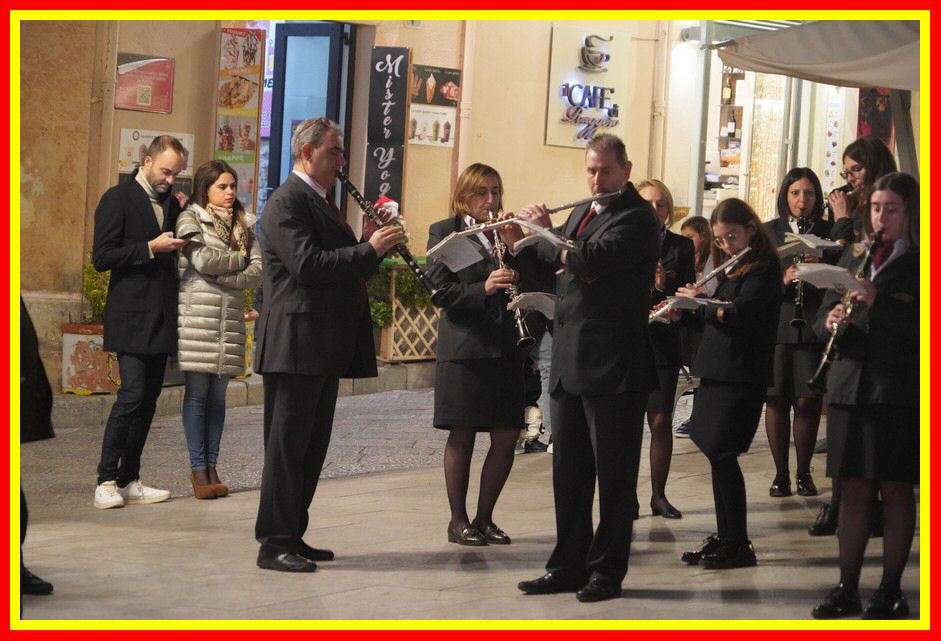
[815,245,918,407]
[254,173,379,378]
[650,230,696,366]
[765,216,834,344]
[522,183,659,395]
[92,170,181,354]
[689,258,783,386]
[426,217,518,361]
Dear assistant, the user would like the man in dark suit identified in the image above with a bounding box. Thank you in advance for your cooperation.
[92,135,188,510]
[253,117,405,572]
[510,134,659,602]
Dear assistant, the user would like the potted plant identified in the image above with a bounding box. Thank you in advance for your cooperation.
[61,261,120,394]
[369,258,439,362]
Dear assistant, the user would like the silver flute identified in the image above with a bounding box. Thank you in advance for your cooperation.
[488,211,536,349]
[648,246,752,323]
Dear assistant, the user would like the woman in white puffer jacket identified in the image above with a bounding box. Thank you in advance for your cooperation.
[176,159,262,499]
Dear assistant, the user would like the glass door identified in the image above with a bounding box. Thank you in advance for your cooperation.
[265,22,347,203]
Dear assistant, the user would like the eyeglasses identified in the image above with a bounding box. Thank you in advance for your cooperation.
[839,164,864,180]
[713,231,740,248]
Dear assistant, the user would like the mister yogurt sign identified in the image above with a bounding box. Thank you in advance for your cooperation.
[364,47,411,205]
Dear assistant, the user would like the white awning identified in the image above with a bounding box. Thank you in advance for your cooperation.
[716,20,919,91]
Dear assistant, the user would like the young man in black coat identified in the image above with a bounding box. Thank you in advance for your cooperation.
[91,135,187,509]
[252,117,405,572]
[508,134,660,602]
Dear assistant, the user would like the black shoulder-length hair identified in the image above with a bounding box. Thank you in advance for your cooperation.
[191,159,251,250]
[775,167,824,222]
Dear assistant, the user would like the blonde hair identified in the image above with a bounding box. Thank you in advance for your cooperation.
[451,163,503,219]
[636,178,675,226]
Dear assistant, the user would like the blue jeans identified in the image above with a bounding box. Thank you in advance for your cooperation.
[535,331,553,438]
[182,372,229,470]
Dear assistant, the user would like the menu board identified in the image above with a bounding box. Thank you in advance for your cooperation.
[408,64,461,148]
[115,53,175,114]
[214,28,265,213]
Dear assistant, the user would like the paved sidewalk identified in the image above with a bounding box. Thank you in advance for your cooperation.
[18,388,921,622]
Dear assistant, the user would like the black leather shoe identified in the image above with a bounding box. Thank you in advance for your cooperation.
[447,524,487,546]
[21,568,53,596]
[475,522,511,545]
[518,572,583,595]
[651,499,682,519]
[523,438,549,453]
[700,540,757,569]
[681,534,720,565]
[862,585,909,619]
[257,546,317,572]
[769,473,792,497]
[796,472,818,496]
[809,503,838,536]
[295,541,335,561]
[812,584,862,619]
[576,576,621,602]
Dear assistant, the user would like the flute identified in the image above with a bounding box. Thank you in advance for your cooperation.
[337,168,440,301]
[648,246,752,324]
[545,190,622,214]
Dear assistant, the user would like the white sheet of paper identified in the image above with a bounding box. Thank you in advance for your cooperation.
[784,232,842,249]
[778,241,822,259]
[507,292,557,319]
[796,263,865,293]
[426,232,485,272]
[667,296,732,310]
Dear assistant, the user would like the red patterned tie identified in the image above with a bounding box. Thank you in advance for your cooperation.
[575,207,597,238]
[872,243,893,270]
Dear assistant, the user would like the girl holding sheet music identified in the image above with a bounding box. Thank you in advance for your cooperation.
[762,168,834,499]
[667,198,782,569]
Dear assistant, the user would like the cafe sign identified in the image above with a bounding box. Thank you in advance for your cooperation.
[545,25,630,148]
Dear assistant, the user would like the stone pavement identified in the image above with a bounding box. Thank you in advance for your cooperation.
[18,388,922,623]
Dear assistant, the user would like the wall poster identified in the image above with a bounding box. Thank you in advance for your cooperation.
[115,53,175,113]
[408,64,461,148]
[364,46,411,206]
[857,87,895,152]
[214,28,266,213]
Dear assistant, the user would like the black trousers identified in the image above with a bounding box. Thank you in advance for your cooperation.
[255,372,339,548]
[96,353,168,485]
[546,384,646,585]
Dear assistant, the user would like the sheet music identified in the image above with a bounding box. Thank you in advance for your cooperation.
[507,292,557,319]
[796,263,865,293]
[426,232,485,272]
[779,233,841,259]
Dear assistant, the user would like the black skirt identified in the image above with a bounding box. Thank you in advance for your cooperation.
[766,343,823,399]
[433,357,525,431]
[689,380,765,460]
[646,365,679,413]
[826,404,919,484]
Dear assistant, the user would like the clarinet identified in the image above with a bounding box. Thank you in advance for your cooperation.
[337,168,439,302]
[807,230,884,394]
[790,214,808,331]
[489,211,536,349]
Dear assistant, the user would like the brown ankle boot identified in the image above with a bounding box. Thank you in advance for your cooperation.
[207,466,229,498]
[190,469,216,500]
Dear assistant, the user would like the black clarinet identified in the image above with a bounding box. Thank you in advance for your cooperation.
[337,168,439,302]
[790,214,808,331]
[807,230,884,394]
[823,183,854,223]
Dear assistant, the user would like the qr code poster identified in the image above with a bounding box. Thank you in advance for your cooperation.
[115,53,175,114]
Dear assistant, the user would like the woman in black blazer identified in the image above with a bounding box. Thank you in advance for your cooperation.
[426,163,524,547]
[828,135,897,245]
[812,173,919,620]
[637,180,695,519]
[763,168,833,498]
[669,198,782,569]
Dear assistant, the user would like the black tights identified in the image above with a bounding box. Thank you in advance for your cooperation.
[444,427,518,529]
[837,476,915,592]
[711,454,748,543]
[765,395,822,476]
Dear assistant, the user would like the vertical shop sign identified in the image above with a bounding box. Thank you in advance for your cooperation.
[214,28,266,213]
[364,47,410,205]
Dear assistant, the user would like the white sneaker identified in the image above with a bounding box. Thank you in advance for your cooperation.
[94,481,125,509]
[117,480,170,505]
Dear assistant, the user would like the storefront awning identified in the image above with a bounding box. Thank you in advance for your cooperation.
[715,20,920,91]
